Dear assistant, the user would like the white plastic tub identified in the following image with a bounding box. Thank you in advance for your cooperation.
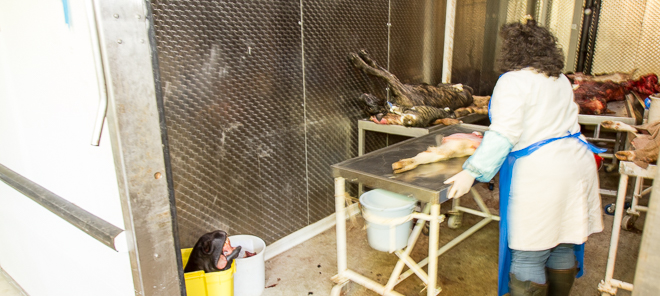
[228,235,266,296]
[359,189,416,252]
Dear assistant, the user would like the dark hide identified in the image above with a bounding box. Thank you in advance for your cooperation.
[184,230,241,273]
[350,50,473,110]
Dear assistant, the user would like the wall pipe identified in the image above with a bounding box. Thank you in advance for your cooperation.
[441,0,457,84]
[422,0,435,84]
[0,163,124,251]
[584,0,601,75]
[576,0,601,74]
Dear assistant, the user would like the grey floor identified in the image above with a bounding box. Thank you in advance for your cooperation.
[263,168,646,296]
[0,168,646,296]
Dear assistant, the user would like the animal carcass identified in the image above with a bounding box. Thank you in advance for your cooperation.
[184,230,241,273]
[350,50,475,127]
[392,132,483,174]
[572,80,626,115]
[621,73,660,97]
[601,120,660,168]
[566,69,636,84]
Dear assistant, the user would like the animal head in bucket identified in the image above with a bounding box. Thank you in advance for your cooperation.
[184,230,241,273]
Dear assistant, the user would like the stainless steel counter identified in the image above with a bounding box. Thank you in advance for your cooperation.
[333,123,488,204]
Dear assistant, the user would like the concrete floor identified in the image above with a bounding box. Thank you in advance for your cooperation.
[0,166,646,296]
[263,168,647,296]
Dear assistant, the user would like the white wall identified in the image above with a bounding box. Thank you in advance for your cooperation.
[0,0,134,295]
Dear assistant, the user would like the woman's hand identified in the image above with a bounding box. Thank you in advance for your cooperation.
[444,170,476,199]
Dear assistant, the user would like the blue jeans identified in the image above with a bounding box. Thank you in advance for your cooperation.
[510,244,576,284]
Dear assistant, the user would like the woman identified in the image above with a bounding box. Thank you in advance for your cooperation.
[444,16,604,296]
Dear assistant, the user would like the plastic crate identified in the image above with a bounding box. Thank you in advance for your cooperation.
[181,248,235,296]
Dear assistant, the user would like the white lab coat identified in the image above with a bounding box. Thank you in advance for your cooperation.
[489,69,604,251]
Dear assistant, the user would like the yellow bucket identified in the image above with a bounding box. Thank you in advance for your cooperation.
[181,248,235,296]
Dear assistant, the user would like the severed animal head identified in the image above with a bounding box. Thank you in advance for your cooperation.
[359,93,387,115]
[184,230,241,273]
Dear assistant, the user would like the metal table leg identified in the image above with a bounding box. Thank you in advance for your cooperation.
[358,125,365,197]
[599,174,635,295]
[331,177,349,295]
[333,184,496,295]
[427,204,441,296]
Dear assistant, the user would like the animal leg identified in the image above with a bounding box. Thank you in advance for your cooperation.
[472,95,491,108]
[357,49,379,69]
[615,151,636,161]
[601,120,638,133]
[349,51,408,101]
[392,158,419,174]
[433,118,462,126]
[392,147,455,173]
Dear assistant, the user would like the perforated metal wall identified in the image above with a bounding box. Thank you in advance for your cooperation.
[544,0,578,65]
[151,1,308,246]
[149,0,498,246]
[592,0,660,78]
[507,0,530,22]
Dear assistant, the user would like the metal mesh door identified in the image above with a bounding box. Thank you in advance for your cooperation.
[592,0,660,78]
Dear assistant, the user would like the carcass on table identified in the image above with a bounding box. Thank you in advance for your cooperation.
[572,80,626,115]
[566,69,636,84]
[350,50,477,127]
[392,132,483,173]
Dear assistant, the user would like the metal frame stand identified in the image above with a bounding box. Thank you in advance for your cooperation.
[620,175,651,231]
[598,161,655,295]
[332,177,499,296]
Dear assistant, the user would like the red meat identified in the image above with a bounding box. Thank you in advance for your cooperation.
[573,80,626,115]
[621,73,660,97]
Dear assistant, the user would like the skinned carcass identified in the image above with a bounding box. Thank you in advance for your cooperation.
[351,50,476,127]
[572,80,626,115]
[601,120,660,168]
[621,73,660,97]
[392,132,483,174]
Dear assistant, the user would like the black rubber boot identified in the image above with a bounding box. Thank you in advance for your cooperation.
[546,264,577,296]
[508,273,548,296]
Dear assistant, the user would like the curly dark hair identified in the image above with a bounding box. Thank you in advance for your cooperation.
[498,19,565,77]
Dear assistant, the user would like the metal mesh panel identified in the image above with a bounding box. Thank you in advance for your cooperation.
[303,0,389,222]
[592,0,660,78]
[151,0,307,246]
[544,0,577,69]
[634,1,660,78]
[452,0,488,93]
[150,0,498,246]
[390,0,445,85]
[507,0,530,22]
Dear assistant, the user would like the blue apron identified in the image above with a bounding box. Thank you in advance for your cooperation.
[489,102,607,295]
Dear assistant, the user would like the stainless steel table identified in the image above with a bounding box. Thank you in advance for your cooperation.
[330,124,499,296]
[357,113,488,156]
[356,113,488,196]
